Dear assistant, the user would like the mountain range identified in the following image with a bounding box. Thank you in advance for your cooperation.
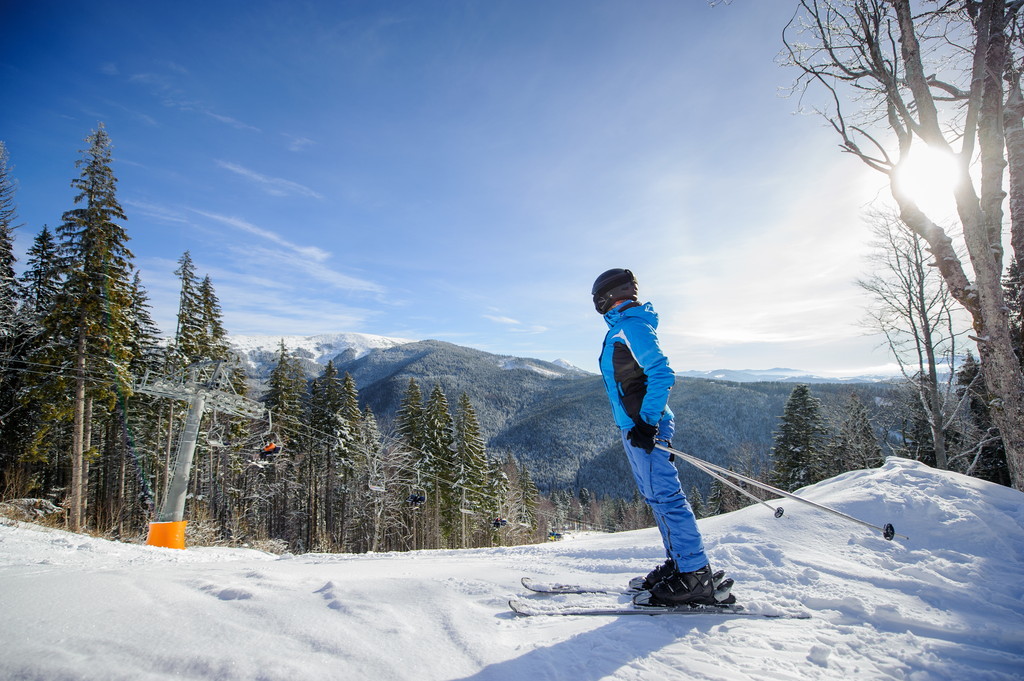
[227,333,899,498]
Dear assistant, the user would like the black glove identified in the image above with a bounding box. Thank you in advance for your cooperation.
[627,419,658,453]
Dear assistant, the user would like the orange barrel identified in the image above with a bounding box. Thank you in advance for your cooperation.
[146,520,188,549]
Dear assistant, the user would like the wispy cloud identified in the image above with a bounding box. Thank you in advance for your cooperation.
[203,112,261,132]
[283,134,315,152]
[216,160,323,199]
[484,314,521,325]
[483,313,546,334]
[231,244,385,293]
[190,210,384,295]
[192,210,330,261]
[123,199,191,224]
[127,71,261,132]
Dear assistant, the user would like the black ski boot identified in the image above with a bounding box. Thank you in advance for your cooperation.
[647,564,722,607]
[628,558,676,591]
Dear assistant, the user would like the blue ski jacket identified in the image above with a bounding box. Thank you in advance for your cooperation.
[598,300,675,431]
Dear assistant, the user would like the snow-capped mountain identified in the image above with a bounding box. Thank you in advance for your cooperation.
[227,332,415,376]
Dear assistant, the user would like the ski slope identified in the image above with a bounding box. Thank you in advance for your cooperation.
[1,458,1022,681]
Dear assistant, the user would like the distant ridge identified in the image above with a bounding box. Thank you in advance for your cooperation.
[227,333,892,384]
[676,367,897,384]
[223,333,899,498]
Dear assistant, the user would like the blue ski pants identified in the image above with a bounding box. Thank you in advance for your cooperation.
[620,427,708,572]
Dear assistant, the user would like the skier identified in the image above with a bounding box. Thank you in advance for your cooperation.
[592,268,732,606]
[260,441,281,460]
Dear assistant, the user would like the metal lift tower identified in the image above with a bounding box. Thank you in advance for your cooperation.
[135,361,264,548]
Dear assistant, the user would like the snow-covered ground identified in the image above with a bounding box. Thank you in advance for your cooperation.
[2,458,1022,681]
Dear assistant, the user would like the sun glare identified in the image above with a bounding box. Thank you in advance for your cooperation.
[892,145,962,218]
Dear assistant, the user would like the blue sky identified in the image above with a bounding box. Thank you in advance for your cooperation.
[1,0,898,375]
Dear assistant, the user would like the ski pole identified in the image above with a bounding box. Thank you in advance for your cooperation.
[658,444,907,541]
[682,453,785,518]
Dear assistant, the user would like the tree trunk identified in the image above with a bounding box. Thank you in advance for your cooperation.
[69,328,87,532]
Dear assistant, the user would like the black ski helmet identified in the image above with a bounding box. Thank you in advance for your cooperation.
[591,268,638,314]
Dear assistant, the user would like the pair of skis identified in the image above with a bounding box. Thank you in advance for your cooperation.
[510,577,810,619]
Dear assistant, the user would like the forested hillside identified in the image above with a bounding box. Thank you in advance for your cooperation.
[320,339,897,499]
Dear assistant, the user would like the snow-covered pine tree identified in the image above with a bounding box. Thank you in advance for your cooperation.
[396,377,425,452]
[516,458,538,532]
[105,271,164,534]
[705,477,723,517]
[688,484,706,519]
[264,340,307,423]
[0,141,23,490]
[453,392,490,548]
[197,275,230,361]
[955,354,1011,486]
[260,341,308,542]
[482,456,509,546]
[0,141,18,344]
[495,453,535,544]
[171,251,203,366]
[305,361,351,550]
[422,383,455,548]
[827,393,883,474]
[18,226,61,321]
[11,227,64,477]
[769,384,830,492]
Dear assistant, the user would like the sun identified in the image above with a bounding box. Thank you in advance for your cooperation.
[892,145,962,218]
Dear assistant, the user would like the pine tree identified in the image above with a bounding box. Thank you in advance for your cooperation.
[171,251,203,365]
[0,141,23,488]
[422,384,455,546]
[339,372,362,431]
[18,226,61,320]
[126,272,162,376]
[453,392,489,547]
[482,456,509,546]
[45,123,136,530]
[705,478,723,516]
[264,340,307,435]
[11,227,64,481]
[396,378,425,452]
[688,485,706,519]
[955,354,1011,485]
[117,271,164,527]
[197,275,230,359]
[307,360,351,550]
[769,384,830,492]
[0,141,19,341]
[828,393,883,474]
[517,459,538,531]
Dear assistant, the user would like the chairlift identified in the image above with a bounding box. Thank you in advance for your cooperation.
[368,483,386,493]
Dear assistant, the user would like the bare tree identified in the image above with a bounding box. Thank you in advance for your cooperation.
[784,0,1024,490]
[858,210,967,468]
